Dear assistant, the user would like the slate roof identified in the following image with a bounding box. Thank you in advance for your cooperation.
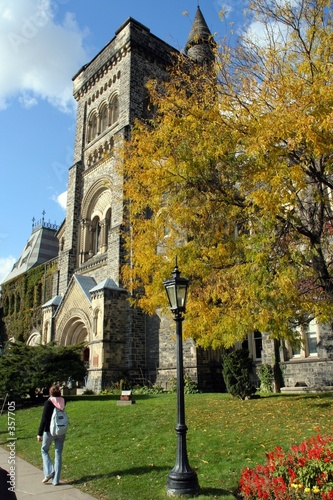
[74,275,97,301]
[185,6,213,49]
[2,226,59,284]
[42,295,62,308]
[90,278,126,293]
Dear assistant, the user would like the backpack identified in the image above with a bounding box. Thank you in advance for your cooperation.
[49,405,69,437]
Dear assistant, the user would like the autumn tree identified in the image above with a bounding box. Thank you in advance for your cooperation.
[120,0,333,350]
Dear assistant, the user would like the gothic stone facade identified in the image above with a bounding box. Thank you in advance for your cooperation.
[39,18,206,392]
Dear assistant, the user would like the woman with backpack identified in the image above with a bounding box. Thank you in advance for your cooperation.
[37,384,67,486]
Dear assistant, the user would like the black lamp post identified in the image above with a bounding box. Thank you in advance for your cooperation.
[163,262,200,497]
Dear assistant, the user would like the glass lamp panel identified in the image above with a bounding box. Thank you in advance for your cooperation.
[176,284,187,310]
[165,284,177,310]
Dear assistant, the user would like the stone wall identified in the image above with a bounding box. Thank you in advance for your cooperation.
[282,359,333,387]
[153,310,198,389]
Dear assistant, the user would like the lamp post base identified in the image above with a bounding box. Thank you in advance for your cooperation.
[166,469,200,497]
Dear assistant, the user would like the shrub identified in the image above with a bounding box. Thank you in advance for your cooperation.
[132,385,166,395]
[239,432,333,500]
[222,349,256,400]
[258,363,274,393]
[82,389,95,395]
[168,375,200,394]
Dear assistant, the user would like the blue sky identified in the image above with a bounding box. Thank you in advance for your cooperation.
[0,0,248,283]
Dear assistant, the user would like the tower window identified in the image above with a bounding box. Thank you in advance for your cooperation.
[100,104,108,132]
[110,95,119,125]
[87,113,98,143]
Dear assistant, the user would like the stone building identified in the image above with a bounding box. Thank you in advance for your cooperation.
[37,7,222,392]
[2,7,333,393]
[1,216,59,346]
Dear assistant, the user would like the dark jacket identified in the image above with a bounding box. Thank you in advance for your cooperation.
[0,467,17,499]
[37,397,65,436]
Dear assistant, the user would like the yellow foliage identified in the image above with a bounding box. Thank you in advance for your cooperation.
[118,0,333,347]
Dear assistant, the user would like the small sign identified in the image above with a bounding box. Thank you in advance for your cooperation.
[120,390,132,401]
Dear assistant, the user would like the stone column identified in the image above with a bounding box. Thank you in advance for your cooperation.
[100,220,108,253]
[80,218,91,263]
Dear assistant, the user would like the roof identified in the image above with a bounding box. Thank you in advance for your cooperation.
[2,225,59,284]
[42,295,62,308]
[74,275,97,301]
[185,6,213,50]
[90,278,126,293]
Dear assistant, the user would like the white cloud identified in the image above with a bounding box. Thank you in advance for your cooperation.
[54,190,67,210]
[216,2,233,19]
[0,0,89,113]
[0,256,16,284]
[19,92,38,108]
[244,8,291,47]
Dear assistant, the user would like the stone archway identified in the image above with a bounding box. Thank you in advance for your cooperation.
[63,316,88,346]
[60,315,90,389]
[26,332,41,346]
[62,316,90,368]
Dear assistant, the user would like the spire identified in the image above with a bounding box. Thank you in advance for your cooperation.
[184,6,215,64]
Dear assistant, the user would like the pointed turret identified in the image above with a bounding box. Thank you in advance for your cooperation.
[184,6,215,64]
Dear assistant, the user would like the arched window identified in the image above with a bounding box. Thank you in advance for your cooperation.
[91,216,101,255]
[100,103,108,132]
[80,180,112,264]
[87,112,98,143]
[104,208,111,249]
[110,95,119,125]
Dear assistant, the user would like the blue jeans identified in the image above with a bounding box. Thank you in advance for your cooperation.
[41,432,65,485]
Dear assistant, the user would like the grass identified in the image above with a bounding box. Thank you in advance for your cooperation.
[1,392,333,499]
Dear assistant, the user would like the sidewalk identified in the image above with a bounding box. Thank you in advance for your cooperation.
[0,446,97,499]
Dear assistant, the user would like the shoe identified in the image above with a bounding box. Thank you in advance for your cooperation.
[52,482,59,486]
[42,472,54,483]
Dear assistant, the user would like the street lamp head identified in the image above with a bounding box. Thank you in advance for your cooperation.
[163,261,189,316]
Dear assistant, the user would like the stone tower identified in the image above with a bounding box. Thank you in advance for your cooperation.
[42,10,217,392]
[184,6,215,63]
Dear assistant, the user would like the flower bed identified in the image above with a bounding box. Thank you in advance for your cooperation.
[239,433,333,499]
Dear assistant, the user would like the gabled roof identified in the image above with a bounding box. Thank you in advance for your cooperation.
[74,275,97,301]
[42,295,62,308]
[90,278,126,293]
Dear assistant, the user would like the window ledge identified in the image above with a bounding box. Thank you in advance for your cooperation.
[284,356,321,364]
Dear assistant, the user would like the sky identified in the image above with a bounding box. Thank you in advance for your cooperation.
[0,0,248,284]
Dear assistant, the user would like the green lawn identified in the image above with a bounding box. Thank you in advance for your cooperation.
[1,392,333,499]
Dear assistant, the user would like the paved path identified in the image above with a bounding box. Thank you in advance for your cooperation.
[0,446,97,499]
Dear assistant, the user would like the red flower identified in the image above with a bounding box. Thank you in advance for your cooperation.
[239,432,333,500]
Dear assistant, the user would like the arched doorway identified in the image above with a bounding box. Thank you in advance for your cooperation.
[26,332,41,346]
[61,316,90,387]
[63,317,88,346]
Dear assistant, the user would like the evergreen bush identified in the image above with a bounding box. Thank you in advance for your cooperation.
[222,348,256,400]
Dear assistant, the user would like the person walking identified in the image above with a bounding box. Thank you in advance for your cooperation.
[37,384,66,485]
[0,467,17,499]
